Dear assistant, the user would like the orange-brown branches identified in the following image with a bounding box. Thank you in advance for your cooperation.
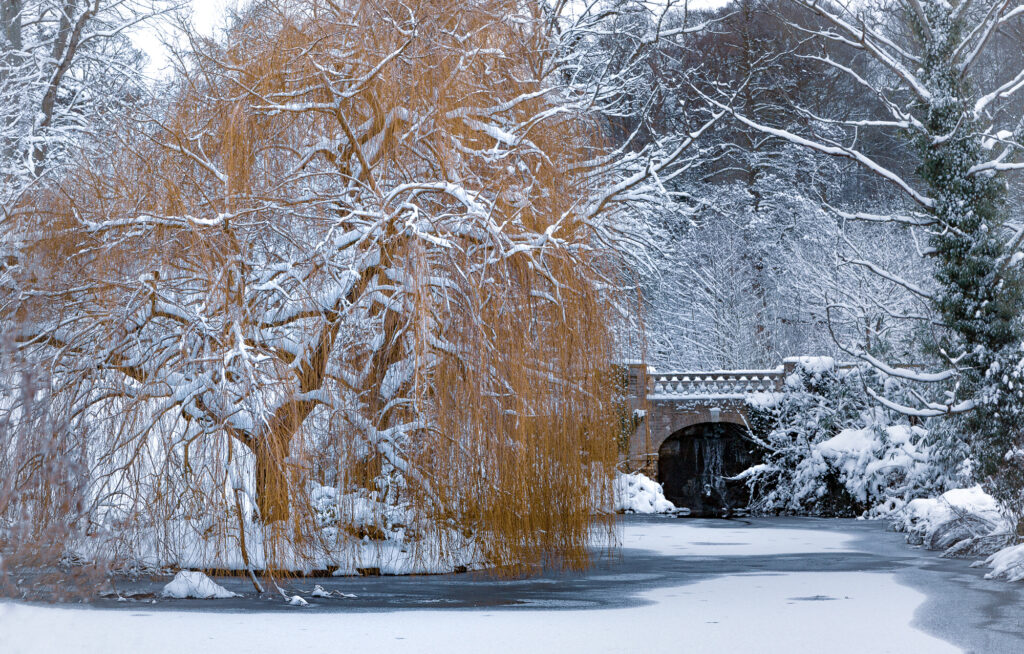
[9,0,623,575]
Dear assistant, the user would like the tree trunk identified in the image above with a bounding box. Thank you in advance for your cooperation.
[1,1,23,164]
[253,436,290,523]
[1,1,22,52]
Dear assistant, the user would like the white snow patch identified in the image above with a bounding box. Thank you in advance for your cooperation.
[785,356,836,375]
[622,521,856,557]
[160,571,237,600]
[984,543,1024,582]
[747,391,783,410]
[897,486,1004,536]
[287,594,309,607]
[613,472,676,514]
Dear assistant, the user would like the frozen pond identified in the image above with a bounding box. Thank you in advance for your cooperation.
[3,516,1024,653]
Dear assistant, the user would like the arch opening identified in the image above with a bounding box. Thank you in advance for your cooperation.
[657,422,756,516]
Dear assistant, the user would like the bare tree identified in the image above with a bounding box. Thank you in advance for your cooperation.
[706,0,1024,520]
[1,1,179,208]
[1,0,182,596]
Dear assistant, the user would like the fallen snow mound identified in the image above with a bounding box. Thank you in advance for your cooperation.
[614,472,676,514]
[893,486,1009,552]
[161,571,238,599]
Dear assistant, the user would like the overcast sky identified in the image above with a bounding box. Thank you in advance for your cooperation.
[130,0,236,77]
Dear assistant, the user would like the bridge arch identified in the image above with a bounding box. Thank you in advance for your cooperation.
[650,410,748,454]
[656,421,756,515]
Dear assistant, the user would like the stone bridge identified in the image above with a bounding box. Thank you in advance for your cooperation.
[622,359,806,514]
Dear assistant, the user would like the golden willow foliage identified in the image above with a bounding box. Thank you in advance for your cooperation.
[7,0,623,575]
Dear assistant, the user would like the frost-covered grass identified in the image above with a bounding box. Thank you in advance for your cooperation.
[893,486,1008,549]
[613,472,677,514]
[982,543,1024,582]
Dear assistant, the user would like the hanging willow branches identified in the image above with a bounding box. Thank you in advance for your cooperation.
[1,0,722,577]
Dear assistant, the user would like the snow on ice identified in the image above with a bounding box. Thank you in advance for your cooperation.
[0,520,958,654]
[160,571,238,599]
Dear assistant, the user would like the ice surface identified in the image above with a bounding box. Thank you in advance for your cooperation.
[0,521,956,654]
[622,521,856,557]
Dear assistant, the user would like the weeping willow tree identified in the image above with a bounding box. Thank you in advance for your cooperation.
[2,0,670,576]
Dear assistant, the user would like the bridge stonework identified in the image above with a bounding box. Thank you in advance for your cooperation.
[624,361,799,473]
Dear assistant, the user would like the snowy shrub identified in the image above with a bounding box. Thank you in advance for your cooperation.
[892,488,1024,581]
[739,359,941,517]
[817,424,937,517]
[613,473,676,514]
[892,486,1011,556]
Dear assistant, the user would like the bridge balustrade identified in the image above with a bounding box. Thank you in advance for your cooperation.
[647,370,784,399]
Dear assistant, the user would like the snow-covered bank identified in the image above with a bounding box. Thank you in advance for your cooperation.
[66,483,486,577]
[613,472,677,514]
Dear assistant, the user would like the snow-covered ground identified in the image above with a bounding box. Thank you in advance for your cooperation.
[0,518,975,654]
